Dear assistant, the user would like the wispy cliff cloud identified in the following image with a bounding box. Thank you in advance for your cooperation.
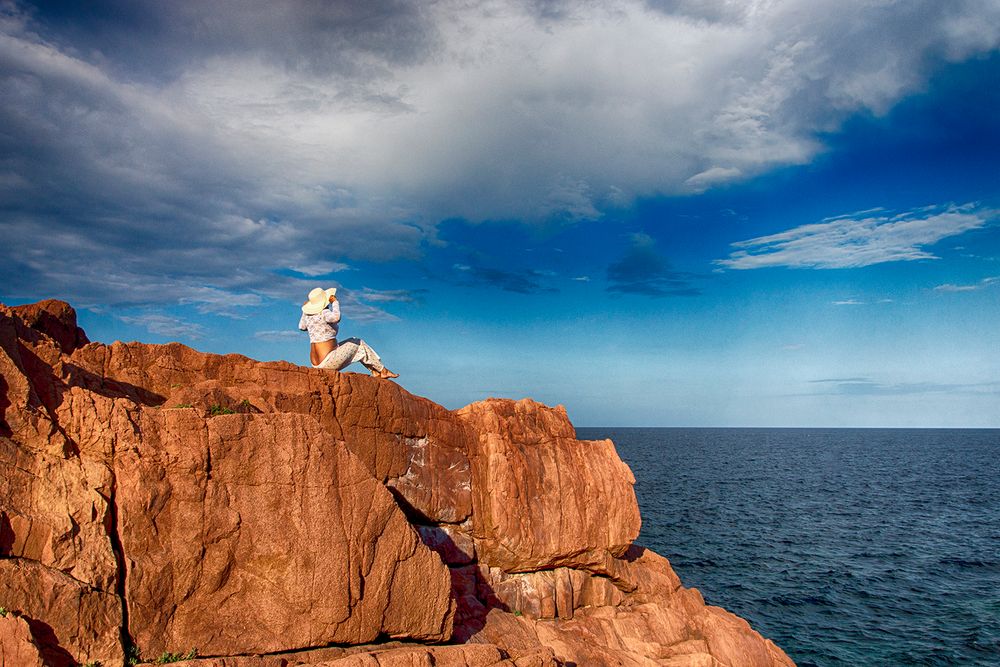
[934,276,1000,292]
[718,204,993,269]
[807,377,1000,396]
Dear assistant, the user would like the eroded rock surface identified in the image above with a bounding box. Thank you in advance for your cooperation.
[117,410,453,656]
[0,613,46,667]
[458,399,642,575]
[0,300,794,667]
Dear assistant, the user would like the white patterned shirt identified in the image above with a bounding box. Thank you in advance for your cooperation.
[298,302,340,343]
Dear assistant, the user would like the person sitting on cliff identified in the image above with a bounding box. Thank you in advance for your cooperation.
[298,287,399,379]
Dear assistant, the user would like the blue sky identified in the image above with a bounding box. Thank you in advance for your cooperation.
[2,0,999,426]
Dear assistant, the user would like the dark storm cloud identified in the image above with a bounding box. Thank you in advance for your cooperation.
[606,233,701,297]
[0,1,426,314]
[21,0,439,83]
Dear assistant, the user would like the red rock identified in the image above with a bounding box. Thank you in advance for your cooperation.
[165,643,550,667]
[71,341,474,525]
[477,565,627,620]
[0,559,122,667]
[417,522,477,565]
[0,614,46,667]
[0,436,118,591]
[469,555,795,667]
[457,398,642,574]
[116,410,454,657]
[10,300,89,355]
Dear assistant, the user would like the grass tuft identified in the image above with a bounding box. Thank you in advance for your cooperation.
[154,649,198,664]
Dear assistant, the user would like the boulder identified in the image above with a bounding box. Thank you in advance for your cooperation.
[116,409,454,657]
[0,437,117,592]
[0,613,46,667]
[10,300,89,355]
[457,398,641,574]
[0,559,122,667]
[468,553,795,667]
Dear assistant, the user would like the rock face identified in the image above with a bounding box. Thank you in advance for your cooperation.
[117,411,453,656]
[0,300,795,667]
[458,399,641,575]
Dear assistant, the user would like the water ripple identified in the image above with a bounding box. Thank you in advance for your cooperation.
[578,427,1000,666]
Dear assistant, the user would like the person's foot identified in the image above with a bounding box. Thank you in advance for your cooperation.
[379,368,399,379]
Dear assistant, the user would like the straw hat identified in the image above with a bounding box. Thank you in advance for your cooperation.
[302,287,337,315]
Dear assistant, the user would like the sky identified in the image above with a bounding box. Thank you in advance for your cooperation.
[1,0,999,426]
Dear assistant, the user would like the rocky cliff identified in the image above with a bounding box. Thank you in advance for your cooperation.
[0,300,794,667]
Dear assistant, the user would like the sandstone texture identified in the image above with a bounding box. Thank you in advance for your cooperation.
[0,300,795,667]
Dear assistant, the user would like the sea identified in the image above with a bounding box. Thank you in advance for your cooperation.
[575,428,1000,667]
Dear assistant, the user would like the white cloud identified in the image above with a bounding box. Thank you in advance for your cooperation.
[179,287,263,318]
[832,299,864,305]
[253,329,302,341]
[684,166,743,192]
[934,276,1000,292]
[118,313,207,339]
[804,377,1000,396]
[354,288,423,304]
[718,204,993,270]
[289,261,350,277]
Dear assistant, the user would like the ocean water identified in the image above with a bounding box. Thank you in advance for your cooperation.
[575,428,1000,667]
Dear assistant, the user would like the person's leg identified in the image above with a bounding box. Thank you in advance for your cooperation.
[341,337,385,372]
[312,343,356,369]
[313,339,397,378]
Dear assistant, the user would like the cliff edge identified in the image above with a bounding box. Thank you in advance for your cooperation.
[0,300,794,667]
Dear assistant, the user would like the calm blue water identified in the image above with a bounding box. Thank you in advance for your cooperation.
[576,428,1000,667]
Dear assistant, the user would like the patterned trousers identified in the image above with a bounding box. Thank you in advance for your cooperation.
[312,338,385,372]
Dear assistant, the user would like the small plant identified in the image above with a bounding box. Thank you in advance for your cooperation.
[154,649,198,664]
[125,644,141,667]
[171,403,193,409]
[208,403,235,416]
[0,606,7,617]
[239,398,252,410]
[170,383,183,389]
[512,610,523,617]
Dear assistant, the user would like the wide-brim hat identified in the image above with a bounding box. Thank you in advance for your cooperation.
[302,287,337,315]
